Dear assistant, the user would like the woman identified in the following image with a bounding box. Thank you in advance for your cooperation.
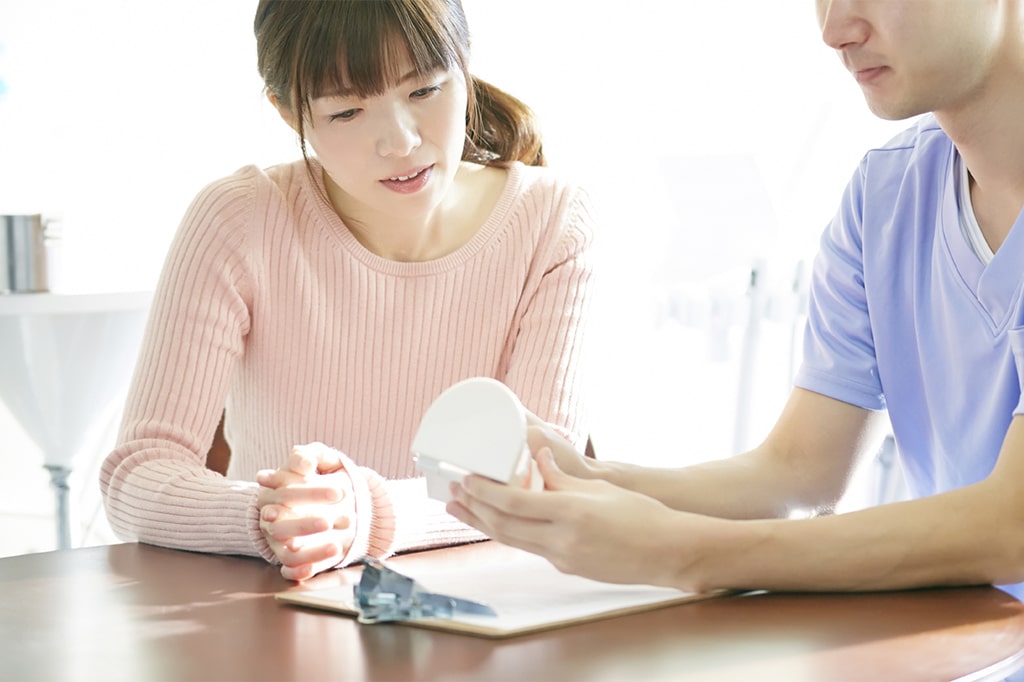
[100,0,595,581]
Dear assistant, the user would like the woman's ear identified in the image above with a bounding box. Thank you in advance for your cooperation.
[267,91,299,133]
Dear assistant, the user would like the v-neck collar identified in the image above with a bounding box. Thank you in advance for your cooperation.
[942,146,1024,330]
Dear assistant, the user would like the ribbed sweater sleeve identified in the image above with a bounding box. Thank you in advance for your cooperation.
[100,170,269,558]
[100,160,596,563]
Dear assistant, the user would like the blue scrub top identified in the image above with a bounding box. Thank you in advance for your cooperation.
[794,114,1024,597]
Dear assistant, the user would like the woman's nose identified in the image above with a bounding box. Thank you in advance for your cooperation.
[375,104,421,158]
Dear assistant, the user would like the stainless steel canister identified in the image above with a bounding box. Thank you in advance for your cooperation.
[1,214,50,293]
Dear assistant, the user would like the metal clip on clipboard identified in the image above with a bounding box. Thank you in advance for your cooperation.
[353,557,496,623]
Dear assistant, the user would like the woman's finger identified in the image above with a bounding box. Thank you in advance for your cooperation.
[287,447,318,477]
[256,467,308,489]
[269,483,342,507]
[263,513,330,541]
[276,530,354,581]
[293,442,347,474]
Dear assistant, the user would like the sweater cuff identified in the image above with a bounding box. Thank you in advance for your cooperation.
[245,488,280,564]
[330,450,374,568]
[356,466,397,558]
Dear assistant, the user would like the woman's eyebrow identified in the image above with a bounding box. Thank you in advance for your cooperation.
[318,69,426,100]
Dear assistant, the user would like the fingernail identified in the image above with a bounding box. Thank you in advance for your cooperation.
[262,507,278,522]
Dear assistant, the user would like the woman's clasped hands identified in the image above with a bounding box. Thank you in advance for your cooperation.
[257,443,358,581]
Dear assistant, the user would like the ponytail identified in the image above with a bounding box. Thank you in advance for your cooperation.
[465,76,546,168]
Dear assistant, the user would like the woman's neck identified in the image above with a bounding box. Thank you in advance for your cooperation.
[324,162,507,262]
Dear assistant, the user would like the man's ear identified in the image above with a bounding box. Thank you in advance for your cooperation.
[268,91,299,133]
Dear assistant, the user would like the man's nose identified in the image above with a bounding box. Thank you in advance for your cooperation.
[817,0,869,51]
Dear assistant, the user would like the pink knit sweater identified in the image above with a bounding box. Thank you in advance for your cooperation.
[99,158,595,565]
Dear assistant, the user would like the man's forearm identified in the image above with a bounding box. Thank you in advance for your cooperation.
[593,451,804,520]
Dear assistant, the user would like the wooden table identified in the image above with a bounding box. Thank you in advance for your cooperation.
[2,541,1024,682]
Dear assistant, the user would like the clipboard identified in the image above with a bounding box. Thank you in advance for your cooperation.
[276,542,725,638]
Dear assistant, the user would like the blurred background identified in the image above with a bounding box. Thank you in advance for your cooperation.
[0,1,909,556]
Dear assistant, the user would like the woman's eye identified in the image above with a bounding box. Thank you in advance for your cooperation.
[411,85,442,99]
[329,109,359,122]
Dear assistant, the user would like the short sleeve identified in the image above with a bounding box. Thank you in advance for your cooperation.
[794,163,886,411]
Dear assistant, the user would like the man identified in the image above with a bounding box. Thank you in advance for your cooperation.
[448,0,1024,599]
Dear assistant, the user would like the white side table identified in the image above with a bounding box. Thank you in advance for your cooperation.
[0,291,153,549]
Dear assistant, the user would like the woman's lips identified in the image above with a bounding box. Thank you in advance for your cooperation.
[380,165,434,194]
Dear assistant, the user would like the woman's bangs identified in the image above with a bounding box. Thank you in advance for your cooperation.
[304,1,460,101]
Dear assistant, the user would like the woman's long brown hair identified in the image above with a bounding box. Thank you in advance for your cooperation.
[254,0,545,168]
